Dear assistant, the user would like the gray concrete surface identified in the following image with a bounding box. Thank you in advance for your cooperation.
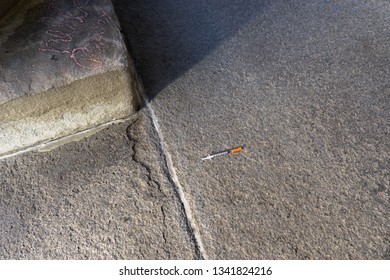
[0,0,140,156]
[113,0,390,259]
[1,0,389,260]
[0,111,199,259]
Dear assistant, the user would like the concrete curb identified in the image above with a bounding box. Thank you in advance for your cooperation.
[0,0,141,157]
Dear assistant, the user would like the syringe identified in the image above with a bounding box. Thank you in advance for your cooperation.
[201,145,245,161]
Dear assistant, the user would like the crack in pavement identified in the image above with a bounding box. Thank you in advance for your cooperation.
[160,205,171,258]
[123,54,206,258]
[144,105,208,260]
[126,117,165,197]
[126,118,171,257]
[125,112,206,259]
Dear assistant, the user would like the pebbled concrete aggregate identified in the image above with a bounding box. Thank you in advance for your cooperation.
[0,111,198,259]
[114,0,390,259]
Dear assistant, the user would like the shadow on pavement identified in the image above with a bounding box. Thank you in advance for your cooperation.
[111,0,269,101]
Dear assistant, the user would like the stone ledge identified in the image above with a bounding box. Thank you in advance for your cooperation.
[0,0,141,156]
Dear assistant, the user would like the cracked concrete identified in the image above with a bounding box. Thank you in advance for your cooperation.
[0,110,198,259]
[126,117,165,197]
[1,0,389,260]
[114,0,390,259]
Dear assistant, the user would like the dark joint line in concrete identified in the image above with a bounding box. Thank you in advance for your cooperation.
[131,77,208,259]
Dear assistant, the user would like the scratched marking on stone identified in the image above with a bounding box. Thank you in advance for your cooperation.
[39,0,112,70]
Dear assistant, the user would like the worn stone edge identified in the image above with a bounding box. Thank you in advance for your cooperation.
[0,59,141,157]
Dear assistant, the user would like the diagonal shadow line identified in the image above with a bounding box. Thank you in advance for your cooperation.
[111,0,270,102]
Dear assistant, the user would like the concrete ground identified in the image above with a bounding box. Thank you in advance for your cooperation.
[1,111,200,259]
[1,0,389,259]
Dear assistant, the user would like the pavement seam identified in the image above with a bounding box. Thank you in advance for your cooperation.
[127,61,208,258]
[145,102,209,260]
[126,111,205,259]
[0,118,131,161]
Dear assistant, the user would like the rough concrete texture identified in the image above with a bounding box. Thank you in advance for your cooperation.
[0,0,140,156]
[0,110,199,259]
[113,0,390,259]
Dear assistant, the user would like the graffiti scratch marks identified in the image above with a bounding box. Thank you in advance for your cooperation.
[39,0,112,70]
